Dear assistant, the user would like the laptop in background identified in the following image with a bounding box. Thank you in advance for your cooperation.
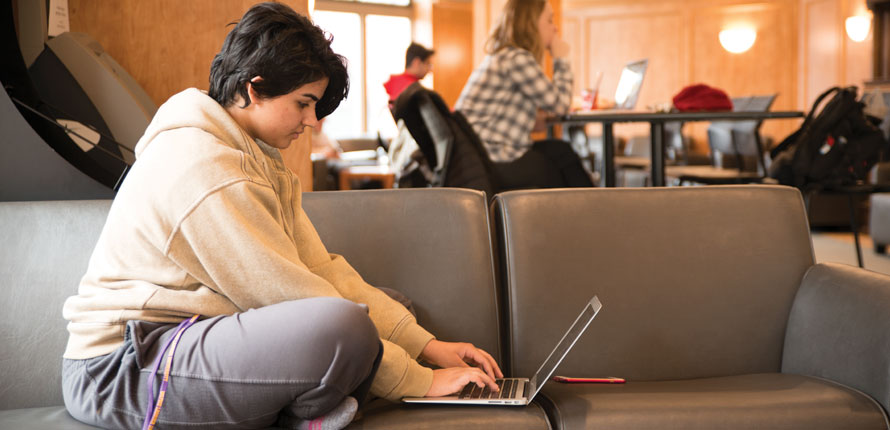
[612,59,648,110]
[401,295,602,406]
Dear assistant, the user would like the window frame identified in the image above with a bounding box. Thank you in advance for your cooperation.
[318,0,412,8]
[314,0,413,136]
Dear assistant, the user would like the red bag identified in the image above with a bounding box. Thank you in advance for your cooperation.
[672,84,733,111]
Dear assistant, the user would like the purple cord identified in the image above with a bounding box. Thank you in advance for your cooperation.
[142,316,198,430]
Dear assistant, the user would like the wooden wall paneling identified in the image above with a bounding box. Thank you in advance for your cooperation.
[432,1,474,109]
[690,1,798,148]
[472,0,489,65]
[488,0,509,30]
[803,0,843,107]
[68,1,313,191]
[470,0,507,64]
[586,9,687,141]
[564,16,584,92]
[843,0,873,89]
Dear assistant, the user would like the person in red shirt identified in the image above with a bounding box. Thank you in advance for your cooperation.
[384,42,434,107]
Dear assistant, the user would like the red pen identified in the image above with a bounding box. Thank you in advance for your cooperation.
[552,376,626,384]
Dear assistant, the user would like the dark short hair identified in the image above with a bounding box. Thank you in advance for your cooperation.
[209,2,348,119]
[405,42,434,68]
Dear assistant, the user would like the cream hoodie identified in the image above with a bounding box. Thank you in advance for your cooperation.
[62,88,435,401]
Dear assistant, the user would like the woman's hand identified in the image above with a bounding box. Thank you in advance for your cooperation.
[421,340,503,378]
[533,109,549,132]
[420,339,504,396]
[549,37,570,59]
[426,367,498,397]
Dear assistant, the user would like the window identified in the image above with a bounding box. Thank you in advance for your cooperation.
[364,15,412,137]
[313,1,416,139]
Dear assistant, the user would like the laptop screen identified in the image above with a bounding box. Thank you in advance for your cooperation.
[528,296,602,401]
[614,59,648,110]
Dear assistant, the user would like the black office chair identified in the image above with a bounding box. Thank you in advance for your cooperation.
[667,95,777,185]
[392,83,499,196]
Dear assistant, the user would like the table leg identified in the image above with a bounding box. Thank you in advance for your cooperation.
[603,122,615,187]
[650,122,665,187]
[339,172,352,191]
[847,193,865,268]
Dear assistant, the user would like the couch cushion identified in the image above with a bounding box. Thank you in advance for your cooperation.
[539,373,888,430]
[0,200,112,410]
[492,186,814,380]
[303,188,502,360]
[344,399,550,429]
[0,407,101,429]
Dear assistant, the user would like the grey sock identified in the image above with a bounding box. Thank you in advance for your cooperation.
[281,396,359,430]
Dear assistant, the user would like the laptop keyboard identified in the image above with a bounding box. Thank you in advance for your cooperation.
[458,378,521,399]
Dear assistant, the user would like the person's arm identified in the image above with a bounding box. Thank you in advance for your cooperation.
[166,179,343,308]
[165,180,437,400]
[507,48,573,115]
[290,201,503,397]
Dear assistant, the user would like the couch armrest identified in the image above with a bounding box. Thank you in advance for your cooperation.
[782,262,890,414]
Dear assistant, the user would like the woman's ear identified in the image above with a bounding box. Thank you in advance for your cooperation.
[247,76,264,106]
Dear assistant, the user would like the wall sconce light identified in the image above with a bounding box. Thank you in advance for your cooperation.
[845,15,871,42]
[719,27,757,54]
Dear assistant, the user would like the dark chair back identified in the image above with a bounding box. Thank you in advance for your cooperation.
[708,95,776,172]
[303,188,502,361]
[392,83,498,196]
[492,186,814,380]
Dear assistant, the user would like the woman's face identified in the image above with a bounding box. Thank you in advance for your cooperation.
[537,2,556,50]
[244,77,329,149]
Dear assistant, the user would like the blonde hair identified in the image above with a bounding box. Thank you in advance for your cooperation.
[485,0,548,63]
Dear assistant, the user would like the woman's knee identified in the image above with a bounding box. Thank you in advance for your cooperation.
[289,297,380,359]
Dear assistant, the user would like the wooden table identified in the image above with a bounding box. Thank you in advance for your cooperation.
[338,165,395,190]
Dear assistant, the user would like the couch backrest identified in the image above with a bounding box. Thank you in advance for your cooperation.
[492,185,814,380]
[0,200,112,410]
[302,188,502,361]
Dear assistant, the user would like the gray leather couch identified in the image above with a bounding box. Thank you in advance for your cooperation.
[0,189,548,429]
[2,186,889,429]
[492,186,890,429]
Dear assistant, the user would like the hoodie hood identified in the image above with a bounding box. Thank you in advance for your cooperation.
[135,88,251,158]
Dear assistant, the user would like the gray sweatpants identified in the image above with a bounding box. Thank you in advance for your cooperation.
[62,297,383,429]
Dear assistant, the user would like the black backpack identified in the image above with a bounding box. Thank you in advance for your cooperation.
[768,86,888,190]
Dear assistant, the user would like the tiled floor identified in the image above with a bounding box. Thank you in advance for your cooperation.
[811,232,890,275]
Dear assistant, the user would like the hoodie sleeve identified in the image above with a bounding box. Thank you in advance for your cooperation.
[165,178,434,400]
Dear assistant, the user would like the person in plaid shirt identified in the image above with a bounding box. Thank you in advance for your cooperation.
[455,0,592,189]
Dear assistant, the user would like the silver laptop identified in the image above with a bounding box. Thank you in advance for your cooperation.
[613,59,648,110]
[402,295,602,406]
